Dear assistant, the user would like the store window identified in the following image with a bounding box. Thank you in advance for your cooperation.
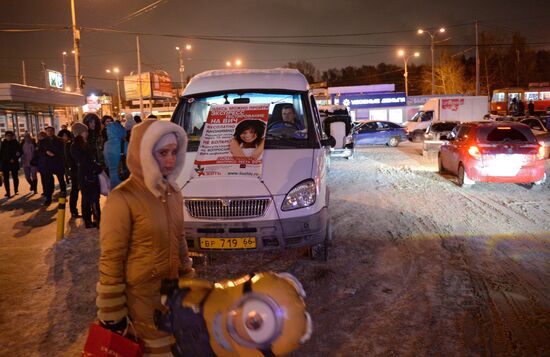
[540,92,550,100]
[369,109,387,121]
[0,114,7,137]
[388,109,403,123]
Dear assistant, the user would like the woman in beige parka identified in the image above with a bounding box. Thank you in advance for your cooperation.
[96,119,194,356]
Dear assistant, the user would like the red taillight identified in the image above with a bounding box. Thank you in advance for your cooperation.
[537,145,546,160]
[468,146,481,159]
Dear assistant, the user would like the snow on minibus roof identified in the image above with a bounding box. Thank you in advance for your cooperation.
[183,68,309,96]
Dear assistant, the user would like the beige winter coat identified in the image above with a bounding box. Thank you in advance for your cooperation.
[96,119,192,355]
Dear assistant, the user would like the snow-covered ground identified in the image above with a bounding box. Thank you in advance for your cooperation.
[1,142,549,356]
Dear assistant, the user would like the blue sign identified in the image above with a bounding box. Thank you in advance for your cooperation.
[332,92,406,109]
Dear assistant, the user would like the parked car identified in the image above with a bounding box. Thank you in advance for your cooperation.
[422,121,460,157]
[354,120,408,147]
[520,117,550,158]
[438,122,546,187]
[171,68,333,260]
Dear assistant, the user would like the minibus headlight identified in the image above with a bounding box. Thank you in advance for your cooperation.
[282,179,316,211]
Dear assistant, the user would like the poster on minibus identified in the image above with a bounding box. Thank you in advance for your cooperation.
[193,104,269,177]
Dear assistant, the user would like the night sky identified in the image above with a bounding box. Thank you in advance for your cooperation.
[1,0,549,95]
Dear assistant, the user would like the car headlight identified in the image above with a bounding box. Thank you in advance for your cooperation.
[281,179,316,211]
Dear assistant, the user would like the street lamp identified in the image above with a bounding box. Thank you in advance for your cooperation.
[418,27,445,95]
[398,50,420,97]
[175,44,192,95]
[106,67,122,116]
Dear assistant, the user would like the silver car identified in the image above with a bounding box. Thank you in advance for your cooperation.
[520,117,550,158]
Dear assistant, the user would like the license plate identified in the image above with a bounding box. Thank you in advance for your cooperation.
[199,237,257,250]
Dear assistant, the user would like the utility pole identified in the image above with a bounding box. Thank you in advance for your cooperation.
[137,35,144,118]
[176,47,184,95]
[22,60,27,85]
[116,77,122,116]
[516,49,520,87]
[475,20,480,96]
[62,52,67,90]
[430,37,435,95]
[70,0,81,93]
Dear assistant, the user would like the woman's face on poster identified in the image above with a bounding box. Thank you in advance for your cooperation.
[240,128,257,143]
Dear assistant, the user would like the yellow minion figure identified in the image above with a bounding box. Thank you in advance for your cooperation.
[155,272,312,356]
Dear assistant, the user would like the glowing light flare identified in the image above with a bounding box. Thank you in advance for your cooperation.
[439,27,446,33]
[185,44,192,50]
[397,49,405,57]
[468,146,481,159]
[537,145,546,160]
[235,59,242,66]
[414,52,420,57]
[417,29,424,34]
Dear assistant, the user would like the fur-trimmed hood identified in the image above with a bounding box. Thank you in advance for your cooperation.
[126,119,188,198]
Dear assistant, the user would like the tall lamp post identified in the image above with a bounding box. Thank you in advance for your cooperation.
[175,44,192,95]
[106,68,122,116]
[398,50,420,97]
[62,50,75,91]
[62,51,67,90]
[418,27,445,95]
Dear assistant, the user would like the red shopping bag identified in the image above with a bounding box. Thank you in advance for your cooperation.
[82,323,144,357]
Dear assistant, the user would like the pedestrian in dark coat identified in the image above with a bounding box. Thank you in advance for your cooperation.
[34,131,48,196]
[528,101,535,116]
[71,124,101,228]
[21,132,38,194]
[517,100,525,116]
[83,113,104,167]
[39,126,67,206]
[62,126,80,218]
[0,131,23,197]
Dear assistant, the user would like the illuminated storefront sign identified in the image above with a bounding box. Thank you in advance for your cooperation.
[333,92,406,109]
[47,70,63,89]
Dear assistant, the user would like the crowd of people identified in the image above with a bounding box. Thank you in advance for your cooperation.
[0,113,142,228]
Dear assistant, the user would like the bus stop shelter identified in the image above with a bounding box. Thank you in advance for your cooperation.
[0,83,85,139]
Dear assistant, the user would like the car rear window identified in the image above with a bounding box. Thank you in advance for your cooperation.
[431,122,458,132]
[477,126,537,143]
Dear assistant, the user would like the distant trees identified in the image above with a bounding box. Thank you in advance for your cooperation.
[285,61,320,83]
[285,31,549,96]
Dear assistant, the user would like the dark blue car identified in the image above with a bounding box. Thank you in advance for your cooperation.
[354,120,408,147]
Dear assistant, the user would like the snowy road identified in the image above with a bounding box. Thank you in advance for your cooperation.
[1,142,549,356]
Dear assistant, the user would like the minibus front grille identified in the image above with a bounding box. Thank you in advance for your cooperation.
[185,198,271,219]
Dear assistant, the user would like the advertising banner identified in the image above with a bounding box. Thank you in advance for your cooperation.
[123,73,151,100]
[151,72,172,98]
[441,98,464,111]
[193,104,269,177]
